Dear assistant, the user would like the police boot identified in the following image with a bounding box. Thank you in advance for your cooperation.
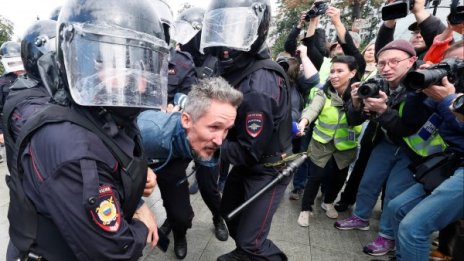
[213,216,229,241]
[217,248,252,261]
[173,231,187,259]
[159,219,172,236]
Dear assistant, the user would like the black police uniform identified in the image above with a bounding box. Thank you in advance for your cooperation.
[167,49,198,104]
[2,78,50,172]
[9,105,148,260]
[220,62,293,261]
[0,72,19,133]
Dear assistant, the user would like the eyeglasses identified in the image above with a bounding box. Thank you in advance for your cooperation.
[377,57,410,69]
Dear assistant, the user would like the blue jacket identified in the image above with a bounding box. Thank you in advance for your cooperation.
[427,94,464,154]
[137,110,218,171]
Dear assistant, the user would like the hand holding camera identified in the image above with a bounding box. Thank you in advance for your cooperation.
[422,76,456,102]
[326,6,342,25]
[304,1,329,21]
[363,91,389,115]
[350,82,362,109]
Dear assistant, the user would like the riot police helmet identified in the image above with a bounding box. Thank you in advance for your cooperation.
[173,7,205,45]
[56,0,170,109]
[200,0,271,55]
[151,0,174,44]
[0,41,24,74]
[21,20,57,81]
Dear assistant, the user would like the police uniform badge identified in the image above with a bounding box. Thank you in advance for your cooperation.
[90,185,121,232]
[246,112,264,138]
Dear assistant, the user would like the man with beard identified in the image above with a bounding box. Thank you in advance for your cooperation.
[137,77,242,259]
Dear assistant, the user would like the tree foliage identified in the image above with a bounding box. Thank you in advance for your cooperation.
[0,15,14,74]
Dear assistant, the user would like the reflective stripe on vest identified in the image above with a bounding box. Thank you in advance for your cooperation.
[399,102,447,157]
[312,94,362,151]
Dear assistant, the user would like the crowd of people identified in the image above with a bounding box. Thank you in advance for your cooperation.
[0,0,462,260]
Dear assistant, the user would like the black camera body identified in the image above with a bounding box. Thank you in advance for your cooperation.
[404,58,464,93]
[357,76,388,99]
[304,1,329,21]
[381,0,432,20]
[453,95,464,115]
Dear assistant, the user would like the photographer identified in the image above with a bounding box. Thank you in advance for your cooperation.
[389,41,464,261]
[300,4,366,82]
[376,0,446,60]
[335,39,447,256]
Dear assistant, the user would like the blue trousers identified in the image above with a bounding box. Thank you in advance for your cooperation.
[389,167,464,260]
[353,139,416,239]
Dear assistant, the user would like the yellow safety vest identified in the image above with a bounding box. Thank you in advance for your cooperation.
[311,93,362,151]
[399,102,447,157]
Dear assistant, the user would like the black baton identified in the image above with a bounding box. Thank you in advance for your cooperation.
[226,154,308,221]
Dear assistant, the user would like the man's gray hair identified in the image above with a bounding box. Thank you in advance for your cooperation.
[183,77,243,121]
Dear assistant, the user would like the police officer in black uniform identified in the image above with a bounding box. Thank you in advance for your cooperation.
[167,48,197,105]
[6,0,170,260]
[2,19,55,173]
[0,41,25,157]
[200,0,293,260]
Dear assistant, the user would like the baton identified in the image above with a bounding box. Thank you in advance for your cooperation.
[226,154,308,221]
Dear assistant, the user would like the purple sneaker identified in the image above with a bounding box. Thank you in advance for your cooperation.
[363,235,395,256]
[334,215,370,230]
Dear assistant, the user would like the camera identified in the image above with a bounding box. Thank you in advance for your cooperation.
[448,0,464,25]
[304,1,329,21]
[404,58,464,92]
[357,76,388,99]
[381,0,431,20]
[452,95,464,114]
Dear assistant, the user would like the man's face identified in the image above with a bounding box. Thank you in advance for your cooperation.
[378,49,415,84]
[182,100,236,160]
[410,31,426,50]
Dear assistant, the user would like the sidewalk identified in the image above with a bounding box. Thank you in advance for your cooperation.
[0,160,390,260]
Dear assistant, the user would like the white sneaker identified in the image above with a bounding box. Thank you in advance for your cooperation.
[297,211,313,227]
[321,203,338,219]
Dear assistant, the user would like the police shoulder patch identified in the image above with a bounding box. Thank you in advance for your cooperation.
[246,112,264,138]
[89,185,121,233]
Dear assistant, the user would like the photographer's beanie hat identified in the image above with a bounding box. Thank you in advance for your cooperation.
[377,39,416,59]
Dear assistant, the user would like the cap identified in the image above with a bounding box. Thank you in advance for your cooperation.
[408,22,420,32]
[377,39,416,58]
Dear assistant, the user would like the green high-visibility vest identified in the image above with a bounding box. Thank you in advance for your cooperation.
[399,102,447,157]
[311,93,362,151]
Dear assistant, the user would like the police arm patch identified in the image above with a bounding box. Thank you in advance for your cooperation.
[246,112,264,138]
[89,185,121,233]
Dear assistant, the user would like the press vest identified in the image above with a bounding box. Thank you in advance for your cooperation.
[399,102,448,157]
[310,90,362,151]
